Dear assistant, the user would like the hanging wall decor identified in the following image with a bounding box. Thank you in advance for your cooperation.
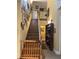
[21,12,27,30]
[21,22,24,30]
[47,8,49,17]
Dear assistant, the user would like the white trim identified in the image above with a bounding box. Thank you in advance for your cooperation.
[54,48,61,55]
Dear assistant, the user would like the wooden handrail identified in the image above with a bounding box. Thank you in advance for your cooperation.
[26,13,32,38]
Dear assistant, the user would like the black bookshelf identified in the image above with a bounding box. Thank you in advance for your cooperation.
[46,23,54,51]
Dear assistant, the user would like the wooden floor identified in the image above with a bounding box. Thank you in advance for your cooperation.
[20,40,42,59]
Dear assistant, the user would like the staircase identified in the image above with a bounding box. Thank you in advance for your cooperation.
[20,11,43,59]
[26,19,39,40]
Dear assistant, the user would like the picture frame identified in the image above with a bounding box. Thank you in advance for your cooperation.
[21,12,27,30]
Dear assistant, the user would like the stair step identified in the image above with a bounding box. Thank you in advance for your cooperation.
[26,18,39,40]
[20,57,40,59]
[26,37,39,38]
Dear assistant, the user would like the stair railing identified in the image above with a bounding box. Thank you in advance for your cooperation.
[26,13,32,38]
[20,12,32,57]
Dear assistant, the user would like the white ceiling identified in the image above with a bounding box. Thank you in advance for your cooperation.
[30,0,47,1]
[32,1,47,9]
[30,0,47,4]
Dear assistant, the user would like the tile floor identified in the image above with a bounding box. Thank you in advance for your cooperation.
[43,49,61,59]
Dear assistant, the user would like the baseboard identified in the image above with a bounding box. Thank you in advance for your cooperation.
[54,48,61,55]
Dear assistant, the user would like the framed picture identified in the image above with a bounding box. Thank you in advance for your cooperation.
[47,8,49,17]
[21,13,27,30]
[21,22,24,30]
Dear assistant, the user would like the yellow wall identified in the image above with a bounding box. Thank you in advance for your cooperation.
[39,20,47,41]
[17,0,22,58]
[47,0,59,50]
[40,26,46,41]
[17,0,31,58]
